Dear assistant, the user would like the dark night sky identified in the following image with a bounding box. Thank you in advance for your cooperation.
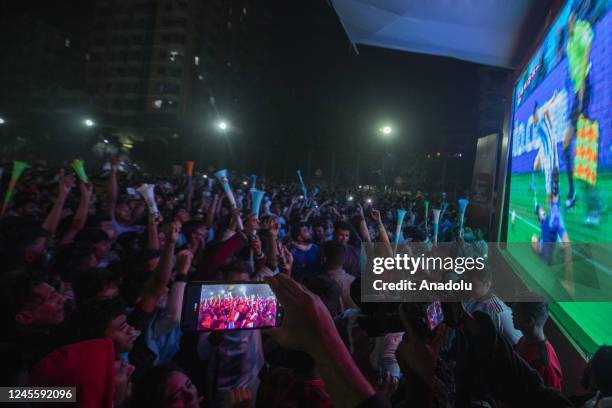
[5,0,485,158]
[256,1,482,156]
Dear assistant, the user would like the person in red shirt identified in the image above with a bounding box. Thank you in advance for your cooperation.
[512,302,563,390]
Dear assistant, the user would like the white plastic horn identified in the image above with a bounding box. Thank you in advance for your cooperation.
[251,189,265,218]
[214,169,243,230]
[432,208,441,245]
[394,209,407,254]
[137,184,159,216]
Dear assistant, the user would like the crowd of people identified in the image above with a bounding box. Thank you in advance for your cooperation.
[198,294,278,331]
[0,158,610,407]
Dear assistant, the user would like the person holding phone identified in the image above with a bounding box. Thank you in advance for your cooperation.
[196,262,264,407]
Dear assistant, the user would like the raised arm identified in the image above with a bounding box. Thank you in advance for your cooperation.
[356,204,372,243]
[302,206,317,223]
[60,182,92,244]
[283,197,298,220]
[205,193,219,228]
[372,209,393,257]
[137,221,180,313]
[42,170,75,237]
[107,159,119,219]
[186,184,193,213]
[228,207,241,233]
[266,219,280,270]
[147,212,161,250]
[265,274,377,408]
[164,249,193,326]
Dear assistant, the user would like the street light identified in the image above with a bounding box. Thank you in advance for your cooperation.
[84,119,95,127]
[217,121,228,131]
[0,117,5,125]
[378,124,394,187]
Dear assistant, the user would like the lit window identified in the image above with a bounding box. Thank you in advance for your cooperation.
[243,8,247,14]
[65,38,71,47]
[198,75,203,80]
[153,99,162,109]
[194,56,199,66]
[170,50,178,62]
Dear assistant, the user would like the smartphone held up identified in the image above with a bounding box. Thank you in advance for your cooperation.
[181,282,283,332]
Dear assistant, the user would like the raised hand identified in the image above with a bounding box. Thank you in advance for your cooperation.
[58,169,75,197]
[250,235,262,256]
[176,249,194,276]
[280,245,293,274]
[225,388,252,408]
[264,273,337,353]
[356,204,365,220]
[371,208,382,224]
[166,220,182,244]
[79,181,93,199]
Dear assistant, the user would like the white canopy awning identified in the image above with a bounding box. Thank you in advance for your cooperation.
[330,0,552,68]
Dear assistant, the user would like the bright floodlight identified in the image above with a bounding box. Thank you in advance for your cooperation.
[0,117,5,125]
[348,196,354,201]
[218,121,228,130]
[84,119,95,127]
[382,126,392,134]
[366,198,373,204]
[242,181,248,185]
[103,139,109,144]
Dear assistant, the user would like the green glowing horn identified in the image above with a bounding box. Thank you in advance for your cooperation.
[11,161,29,181]
[1,160,30,214]
[71,160,89,183]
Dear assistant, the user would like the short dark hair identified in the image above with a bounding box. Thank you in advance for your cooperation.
[72,297,127,341]
[0,217,49,267]
[516,302,549,327]
[73,268,117,305]
[306,275,341,317]
[86,215,112,229]
[591,345,612,394]
[0,268,45,328]
[119,268,151,307]
[131,363,190,407]
[220,259,251,280]
[333,221,352,233]
[75,228,110,244]
[290,222,309,241]
[52,242,95,283]
[322,241,346,269]
[182,220,206,238]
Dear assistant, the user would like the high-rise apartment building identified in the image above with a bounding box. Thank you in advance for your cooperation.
[86,0,202,134]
